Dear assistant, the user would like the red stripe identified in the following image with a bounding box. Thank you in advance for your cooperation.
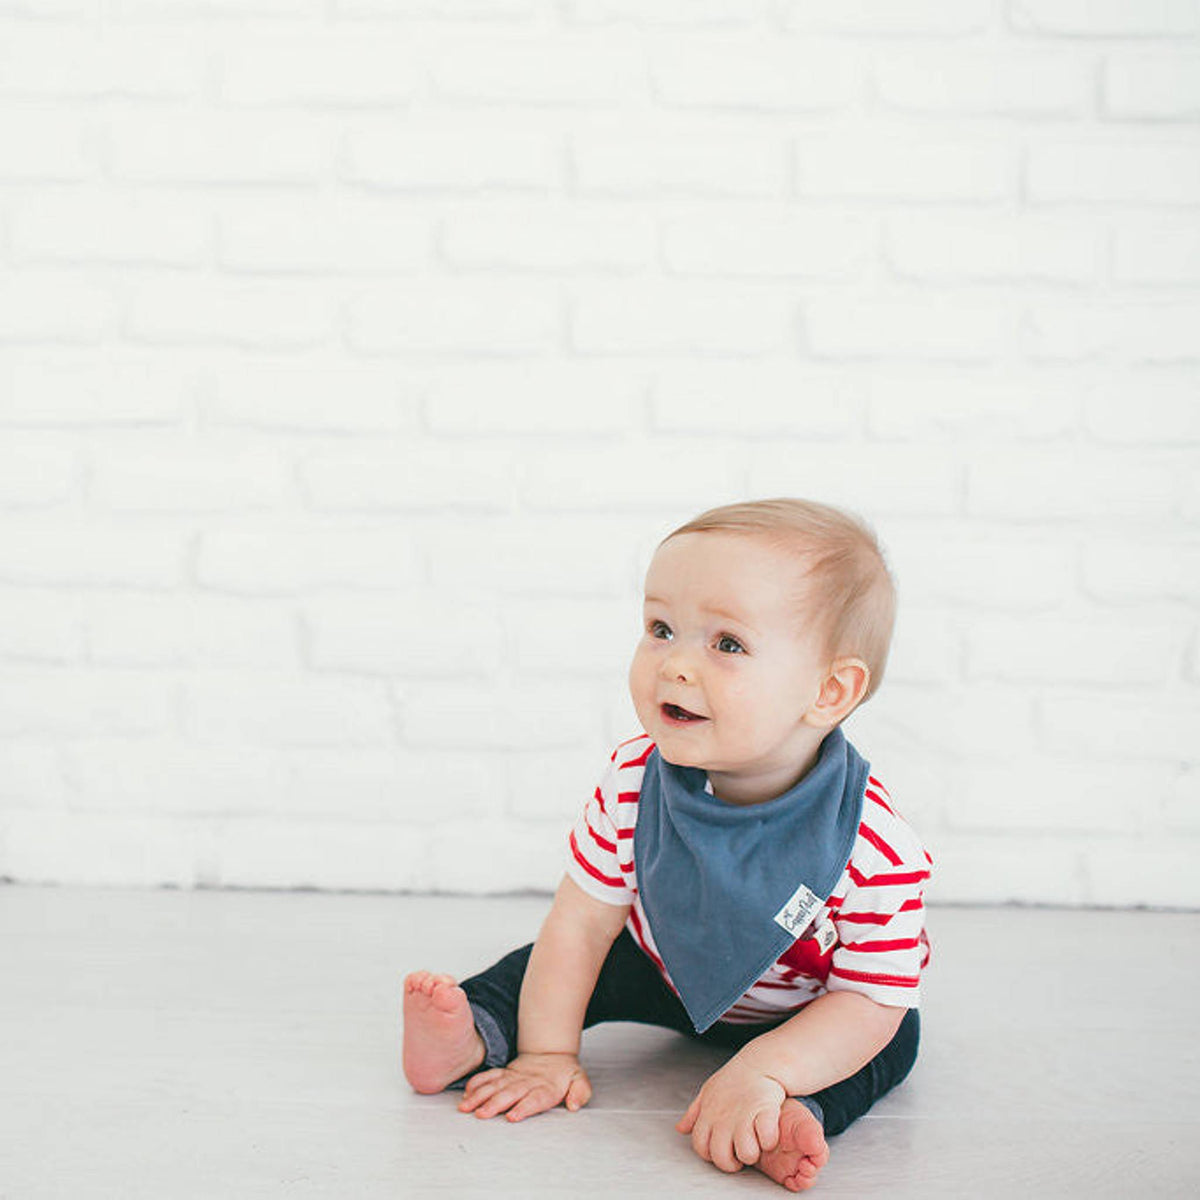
[617,791,640,804]
[830,966,918,989]
[627,906,667,975]
[586,819,615,855]
[835,897,924,925]
[867,775,890,797]
[569,831,624,890]
[865,788,894,816]
[617,828,635,840]
[621,742,655,769]
[849,865,930,889]
[844,937,921,954]
[858,822,903,866]
[593,786,608,815]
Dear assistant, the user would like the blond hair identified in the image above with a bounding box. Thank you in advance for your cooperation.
[662,498,896,705]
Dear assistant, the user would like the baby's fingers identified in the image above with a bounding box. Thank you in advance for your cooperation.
[675,1094,701,1135]
[505,1083,566,1123]
[458,1073,514,1114]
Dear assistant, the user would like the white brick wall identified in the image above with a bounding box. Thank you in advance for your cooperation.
[1,2,1197,908]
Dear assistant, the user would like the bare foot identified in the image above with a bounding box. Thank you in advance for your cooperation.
[402,971,486,1094]
[755,1099,830,1193]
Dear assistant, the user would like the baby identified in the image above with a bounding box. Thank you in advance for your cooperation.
[403,498,931,1193]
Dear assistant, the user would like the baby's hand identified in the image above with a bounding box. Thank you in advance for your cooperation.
[458,1052,592,1123]
[676,1058,788,1174]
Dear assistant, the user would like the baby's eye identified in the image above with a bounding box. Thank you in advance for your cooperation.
[648,620,673,641]
[715,634,745,655]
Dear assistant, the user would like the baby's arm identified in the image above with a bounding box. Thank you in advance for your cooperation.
[459,874,630,1123]
[677,991,904,1172]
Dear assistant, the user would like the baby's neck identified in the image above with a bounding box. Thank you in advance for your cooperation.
[708,738,826,807]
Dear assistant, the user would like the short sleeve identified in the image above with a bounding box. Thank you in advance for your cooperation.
[564,753,634,907]
[826,781,932,1008]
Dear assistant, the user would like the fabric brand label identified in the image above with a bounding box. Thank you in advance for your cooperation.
[773,883,822,937]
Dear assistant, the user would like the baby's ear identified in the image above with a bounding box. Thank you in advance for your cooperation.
[805,658,870,729]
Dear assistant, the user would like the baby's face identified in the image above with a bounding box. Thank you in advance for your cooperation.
[628,531,832,800]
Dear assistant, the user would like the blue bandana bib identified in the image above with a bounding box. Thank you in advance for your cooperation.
[633,727,868,1033]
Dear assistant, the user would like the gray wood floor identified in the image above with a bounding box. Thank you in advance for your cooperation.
[2,887,1198,1199]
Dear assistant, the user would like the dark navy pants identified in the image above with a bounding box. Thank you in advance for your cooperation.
[459,928,919,1136]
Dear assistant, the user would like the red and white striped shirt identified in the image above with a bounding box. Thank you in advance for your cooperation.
[566,733,932,1024]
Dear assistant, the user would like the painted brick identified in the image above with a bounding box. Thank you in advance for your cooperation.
[1027,143,1200,206]
[1104,55,1200,119]
[186,673,395,747]
[785,0,992,35]
[1080,843,1200,908]
[217,818,434,892]
[566,0,757,23]
[429,819,563,893]
[521,443,741,513]
[0,437,80,508]
[505,745,599,821]
[1113,221,1200,285]
[0,274,112,344]
[748,443,962,517]
[219,36,420,106]
[89,439,291,512]
[573,131,787,198]
[968,450,1176,519]
[344,124,556,191]
[1009,0,1200,36]
[875,831,1085,906]
[346,283,558,356]
[0,741,70,809]
[663,211,874,279]
[109,113,327,185]
[335,0,535,17]
[400,682,596,750]
[571,283,793,355]
[885,608,960,684]
[1027,303,1200,363]
[0,111,90,181]
[299,444,516,512]
[426,517,638,599]
[651,365,863,437]
[887,214,1100,284]
[1086,375,1200,442]
[11,190,209,268]
[966,616,1184,684]
[304,594,504,678]
[0,519,184,589]
[876,52,1089,116]
[885,534,1074,611]
[204,361,421,433]
[424,366,645,433]
[0,668,177,738]
[1163,765,1200,833]
[806,299,1013,361]
[653,38,860,111]
[867,375,1080,440]
[797,136,1016,201]
[1,357,187,427]
[882,682,1038,759]
[1081,540,1200,603]
[442,206,655,272]
[954,760,1174,834]
[0,28,203,100]
[127,280,330,351]
[1,811,211,889]
[1039,690,1200,760]
[196,524,423,594]
[431,35,646,105]
[0,590,86,664]
[506,598,629,677]
[273,746,495,824]
[217,199,428,275]
[87,595,298,669]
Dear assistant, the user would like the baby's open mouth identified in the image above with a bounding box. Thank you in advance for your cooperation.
[661,702,707,723]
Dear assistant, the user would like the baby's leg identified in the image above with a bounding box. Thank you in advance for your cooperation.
[754,1099,829,1194]
[402,971,486,1094]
